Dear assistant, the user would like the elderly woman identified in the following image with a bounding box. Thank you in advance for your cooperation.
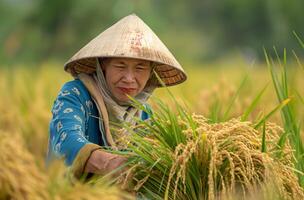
[47,14,187,179]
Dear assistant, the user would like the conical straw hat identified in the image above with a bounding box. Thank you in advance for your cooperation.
[64,14,187,87]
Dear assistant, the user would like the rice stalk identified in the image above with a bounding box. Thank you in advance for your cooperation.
[264,46,304,186]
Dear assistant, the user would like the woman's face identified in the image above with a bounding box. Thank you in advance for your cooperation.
[102,58,152,102]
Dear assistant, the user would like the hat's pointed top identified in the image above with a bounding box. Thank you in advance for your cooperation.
[64,14,187,87]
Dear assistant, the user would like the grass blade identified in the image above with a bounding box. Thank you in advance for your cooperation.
[293,31,304,48]
[223,75,248,121]
[241,84,268,121]
[292,50,304,71]
[254,98,291,129]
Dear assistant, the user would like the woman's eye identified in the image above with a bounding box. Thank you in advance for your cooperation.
[114,65,125,69]
[136,66,147,70]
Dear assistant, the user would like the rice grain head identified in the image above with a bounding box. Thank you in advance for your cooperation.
[123,113,304,200]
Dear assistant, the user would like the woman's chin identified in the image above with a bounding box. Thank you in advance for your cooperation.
[115,95,133,102]
[115,92,138,102]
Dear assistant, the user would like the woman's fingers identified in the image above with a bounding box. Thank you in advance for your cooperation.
[84,150,128,176]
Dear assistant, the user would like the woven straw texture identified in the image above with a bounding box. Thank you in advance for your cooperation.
[64,14,187,87]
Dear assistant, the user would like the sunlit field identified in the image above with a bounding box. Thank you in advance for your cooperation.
[1,56,304,199]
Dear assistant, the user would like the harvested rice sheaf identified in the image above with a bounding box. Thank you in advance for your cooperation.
[122,114,304,200]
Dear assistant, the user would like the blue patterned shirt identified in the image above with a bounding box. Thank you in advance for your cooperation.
[47,79,150,166]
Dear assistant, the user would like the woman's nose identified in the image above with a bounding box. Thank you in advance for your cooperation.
[123,70,135,82]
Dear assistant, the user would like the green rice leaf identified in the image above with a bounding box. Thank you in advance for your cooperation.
[254,98,291,129]
[293,31,304,49]
[241,84,268,121]
[223,75,248,121]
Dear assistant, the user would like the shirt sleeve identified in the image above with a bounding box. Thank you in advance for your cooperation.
[49,82,90,166]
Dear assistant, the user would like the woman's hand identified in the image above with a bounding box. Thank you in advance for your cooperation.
[84,149,128,176]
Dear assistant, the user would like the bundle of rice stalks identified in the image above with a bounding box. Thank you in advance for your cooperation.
[0,130,49,200]
[114,100,304,200]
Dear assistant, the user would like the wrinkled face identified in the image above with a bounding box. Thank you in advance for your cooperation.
[102,58,151,102]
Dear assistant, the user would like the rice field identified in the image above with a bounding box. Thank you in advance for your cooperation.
[0,54,304,199]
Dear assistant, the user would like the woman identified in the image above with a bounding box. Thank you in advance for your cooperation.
[47,14,187,179]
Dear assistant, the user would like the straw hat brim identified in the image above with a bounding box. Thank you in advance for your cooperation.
[65,56,187,87]
[64,14,187,87]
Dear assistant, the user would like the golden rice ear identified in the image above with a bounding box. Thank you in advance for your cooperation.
[64,14,187,87]
[0,132,49,199]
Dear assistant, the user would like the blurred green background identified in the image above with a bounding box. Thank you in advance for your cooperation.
[1,0,303,66]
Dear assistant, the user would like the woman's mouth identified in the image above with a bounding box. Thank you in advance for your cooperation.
[117,87,136,94]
